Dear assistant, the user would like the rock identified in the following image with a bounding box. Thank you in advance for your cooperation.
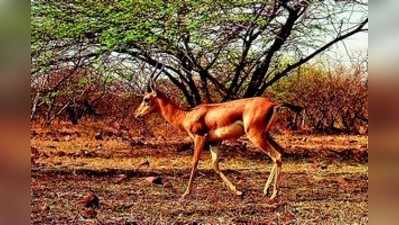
[40,203,49,211]
[40,152,49,158]
[31,147,40,164]
[57,151,66,157]
[112,121,121,130]
[320,163,328,170]
[81,191,100,209]
[81,208,97,219]
[95,132,103,140]
[137,160,150,168]
[145,176,163,185]
[31,147,39,155]
[121,131,130,142]
[130,137,145,146]
[31,130,38,137]
[115,174,128,183]
[162,180,173,189]
[80,150,97,158]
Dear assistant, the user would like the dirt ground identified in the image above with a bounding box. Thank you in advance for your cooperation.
[31,123,368,225]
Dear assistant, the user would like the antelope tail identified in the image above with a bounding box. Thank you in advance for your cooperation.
[265,104,280,132]
[280,102,303,113]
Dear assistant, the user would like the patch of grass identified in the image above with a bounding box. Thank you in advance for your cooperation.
[31,126,368,224]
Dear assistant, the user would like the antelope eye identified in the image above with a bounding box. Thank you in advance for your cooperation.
[143,98,149,103]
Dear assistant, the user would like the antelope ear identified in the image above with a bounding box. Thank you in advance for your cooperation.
[151,87,158,96]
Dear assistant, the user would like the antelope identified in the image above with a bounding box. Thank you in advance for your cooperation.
[134,67,284,200]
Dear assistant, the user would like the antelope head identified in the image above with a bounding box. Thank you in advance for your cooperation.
[134,65,163,118]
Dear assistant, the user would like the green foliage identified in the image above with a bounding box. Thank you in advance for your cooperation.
[267,64,326,102]
[31,0,368,108]
[32,0,277,55]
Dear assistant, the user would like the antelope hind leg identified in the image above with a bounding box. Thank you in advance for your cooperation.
[263,163,276,196]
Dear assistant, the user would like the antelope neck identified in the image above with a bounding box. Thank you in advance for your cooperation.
[155,94,186,129]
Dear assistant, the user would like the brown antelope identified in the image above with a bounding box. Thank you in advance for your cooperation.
[134,68,284,200]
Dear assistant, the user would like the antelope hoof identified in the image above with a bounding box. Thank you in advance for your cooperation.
[180,191,190,200]
[269,191,278,200]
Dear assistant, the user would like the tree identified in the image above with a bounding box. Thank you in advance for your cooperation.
[32,0,368,106]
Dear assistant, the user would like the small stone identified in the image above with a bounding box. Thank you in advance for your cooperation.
[124,220,138,225]
[64,135,71,141]
[81,191,100,209]
[162,181,172,188]
[115,174,128,183]
[31,147,39,155]
[95,132,103,140]
[81,208,97,219]
[81,150,96,157]
[57,151,66,157]
[40,203,49,211]
[145,176,163,185]
[320,164,328,170]
[137,160,150,168]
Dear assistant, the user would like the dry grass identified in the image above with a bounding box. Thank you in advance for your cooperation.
[31,122,368,224]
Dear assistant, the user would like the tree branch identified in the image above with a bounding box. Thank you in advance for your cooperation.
[257,18,368,95]
[244,5,301,97]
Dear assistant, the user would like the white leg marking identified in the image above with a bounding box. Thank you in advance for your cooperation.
[263,163,276,195]
[210,146,242,196]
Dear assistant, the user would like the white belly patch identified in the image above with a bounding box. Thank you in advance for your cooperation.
[209,120,245,140]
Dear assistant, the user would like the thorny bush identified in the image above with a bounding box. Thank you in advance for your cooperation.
[267,65,368,134]
[31,65,368,134]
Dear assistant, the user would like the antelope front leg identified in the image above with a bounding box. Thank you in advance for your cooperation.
[181,135,206,199]
[210,146,242,196]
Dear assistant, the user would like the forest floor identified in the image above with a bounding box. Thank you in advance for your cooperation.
[31,122,368,225]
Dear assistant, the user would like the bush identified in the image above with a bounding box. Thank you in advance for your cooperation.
[31,64,368,135]
[267,65,368,134]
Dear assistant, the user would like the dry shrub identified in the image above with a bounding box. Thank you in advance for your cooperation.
[31,67,188,137]
[267,65,368,134]
[31,68,107,121]
[32,64,368,135]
